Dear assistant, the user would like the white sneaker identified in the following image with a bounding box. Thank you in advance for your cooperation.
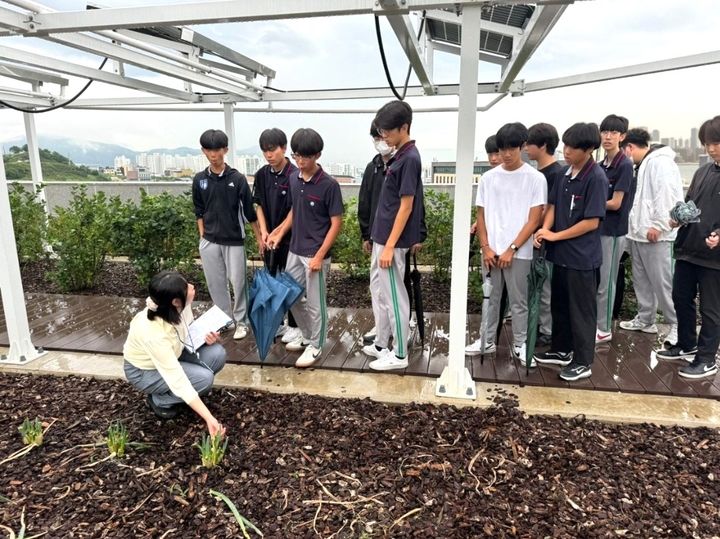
[619,317,658,333]
[464,338,496,356]
[281,326,303,344]
[664,325,678,346]
[513,343,535,367]
[362,344,389,358]
[595,329,612,344]
[369,354,408,371]
[295,345,321,368]
[285,337,308,352]
[362,326,377,344]
[275,324,288,338]
[233,324,248,340]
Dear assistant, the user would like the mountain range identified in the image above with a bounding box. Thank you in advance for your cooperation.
[0,135,257,167]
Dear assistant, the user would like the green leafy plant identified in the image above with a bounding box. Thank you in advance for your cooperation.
[421,190,454,281]
[333,197,370,279]
[109,189,198,287]
[209,489,263,538]
[18,418,43,446]
[106,421,129,458]
[196,433,228,468]
[8,183,48,262]
[47,186,119,291]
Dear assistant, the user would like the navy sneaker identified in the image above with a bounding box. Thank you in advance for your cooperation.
[656,345,697,362]
[679,361,718,379]
[534,350,573,366]
[559,363,592,381]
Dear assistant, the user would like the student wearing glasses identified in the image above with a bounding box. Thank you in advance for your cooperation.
[267,128,344,368]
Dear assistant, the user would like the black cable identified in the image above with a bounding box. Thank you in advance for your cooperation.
[0,57,109,114]
[374,10,427,101]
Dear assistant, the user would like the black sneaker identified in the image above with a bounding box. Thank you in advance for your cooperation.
[146,394,180,420]
[679,361,718,379]
[559,363,592,381]
[656,345,697,362]
[534,350,573,366]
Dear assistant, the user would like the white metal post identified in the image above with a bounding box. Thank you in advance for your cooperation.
[435,4,481,400]
[23,87,50,216]
[223,101,237,168]
[0,151,46,365]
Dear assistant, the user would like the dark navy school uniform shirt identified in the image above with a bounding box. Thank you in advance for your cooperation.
[288,166,344,258]
[370,141,424,249]
[547,158,608,271]
[253,160,298,243]
[599,151,634,237]
[539,161,565,196]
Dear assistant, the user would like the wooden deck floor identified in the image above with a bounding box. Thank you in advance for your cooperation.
[2,293,719,400]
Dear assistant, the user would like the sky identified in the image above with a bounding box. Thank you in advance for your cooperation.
[0,0,718,167]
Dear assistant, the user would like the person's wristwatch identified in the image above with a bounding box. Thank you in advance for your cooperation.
[510,243,518,253]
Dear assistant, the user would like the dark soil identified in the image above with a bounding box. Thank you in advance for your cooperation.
[19,259,476,314]
[1,373,718,538]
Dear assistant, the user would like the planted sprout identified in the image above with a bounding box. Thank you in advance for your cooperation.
[210,489,263,538]
[196,433,228,468]
[18,418,43,446]
[106,421,129,458]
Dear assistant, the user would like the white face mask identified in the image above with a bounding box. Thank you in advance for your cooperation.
[373,139,394,157]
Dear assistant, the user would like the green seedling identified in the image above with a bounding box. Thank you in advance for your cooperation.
[106,421,129,458]
[196,433,228,469]
[209,489,263,538]
[18,419,43,446]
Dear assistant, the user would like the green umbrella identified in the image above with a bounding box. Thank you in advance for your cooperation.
[525,244,550,374]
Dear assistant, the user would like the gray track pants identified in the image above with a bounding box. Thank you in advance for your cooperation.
[484,259,532,347]
[596,235,627,332]
[285,252,331,349]
[124,344,226,408]
[199,238,249,325]
[370,242,410,359]
[629,240,677,326]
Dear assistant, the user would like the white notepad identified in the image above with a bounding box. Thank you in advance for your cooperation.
[186,305,233,352]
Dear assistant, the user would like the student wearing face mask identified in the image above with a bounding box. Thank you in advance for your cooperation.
[358,120,426,347]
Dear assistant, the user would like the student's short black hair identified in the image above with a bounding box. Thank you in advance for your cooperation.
[290,128,324,156]
[258,128,287,151]
[495,122,528,150]
[374,100,413,132]
[562,123,601,151]
[527,123,559,155]
[600,114,629,134]
[699,116,720,145]
[370,121,381,138]
[199,129,228,150]
[147,270,187,325]
[621,128,651,148]
[484,135,499,154]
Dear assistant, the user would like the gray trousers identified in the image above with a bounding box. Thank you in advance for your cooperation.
[484,259,532,347]
[199,239,249,324]
[370,242,410,358]
[537,256,553,336]
[629,240,677,326]
[596,235,627,332]
[285,252,331,349]
[124,343,226,408]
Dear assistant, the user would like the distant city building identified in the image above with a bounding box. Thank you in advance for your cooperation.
[334,175,354,183]
[651,129,660,142]
[660,137,670,146]
[430,161,491,184]
[137,166,151,181]
[691,128,699,150]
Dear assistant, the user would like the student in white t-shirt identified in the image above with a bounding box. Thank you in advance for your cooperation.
[466,122,547,364]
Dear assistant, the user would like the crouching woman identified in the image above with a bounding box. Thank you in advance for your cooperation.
[123,270,226,436]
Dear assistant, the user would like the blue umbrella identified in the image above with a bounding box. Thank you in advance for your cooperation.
[248,254,304,361]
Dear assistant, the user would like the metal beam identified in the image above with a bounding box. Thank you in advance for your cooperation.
[0,61,70,85]
[21,1,570,35]
[379,1,435,95]
[0,89,54,107]
[436,3,481,400]
[431,41,508,67]
[223,102,237,169]
[0,43,199,101]
[525,50,720,93]
[47,32,261,100]
[497,3,567,93]
[0,5,28,33]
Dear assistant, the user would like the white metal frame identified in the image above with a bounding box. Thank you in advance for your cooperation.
[1,0,719,392]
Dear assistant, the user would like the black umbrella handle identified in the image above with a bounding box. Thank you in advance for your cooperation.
[413,252,418,271]
[266,248,276,273]
[537,241,547,260]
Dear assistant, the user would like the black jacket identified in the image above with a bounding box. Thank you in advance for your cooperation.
[358,153,427,243]
[192,165,257,246]
[674,162,720,270]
